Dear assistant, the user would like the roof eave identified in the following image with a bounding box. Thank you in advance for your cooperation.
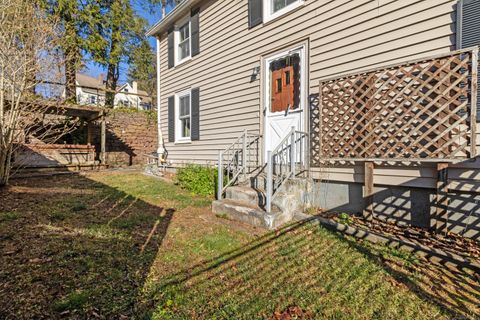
[146,0,201,37]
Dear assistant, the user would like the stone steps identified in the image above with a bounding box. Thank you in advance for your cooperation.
[212,198,291,230]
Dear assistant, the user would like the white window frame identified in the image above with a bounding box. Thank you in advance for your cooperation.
[263,0,304,23]
[175,89,192,143]
[174,15,192,66]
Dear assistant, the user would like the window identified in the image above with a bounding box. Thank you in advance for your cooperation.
[175,17,191,65]
[89,95,97,105]
[264,0,303,22]
[272,0,297,13]
[176,91,191,141]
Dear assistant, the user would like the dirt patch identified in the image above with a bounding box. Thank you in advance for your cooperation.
[0,172,260,319]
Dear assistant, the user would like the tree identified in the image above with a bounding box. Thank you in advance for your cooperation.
[0,0,76,186]
[85,0,147,108]
[127,40,157,104]
[52,0,84,102]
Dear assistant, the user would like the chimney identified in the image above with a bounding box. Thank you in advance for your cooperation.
[98,73,104,84]
[132,81,138,93]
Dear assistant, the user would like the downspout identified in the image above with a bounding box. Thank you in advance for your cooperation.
[156,35,165,158]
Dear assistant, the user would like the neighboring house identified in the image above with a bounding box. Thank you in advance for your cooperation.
[147,0,480,238]
[69,73,153,110]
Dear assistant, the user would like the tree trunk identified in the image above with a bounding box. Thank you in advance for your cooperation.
[0,144,13,187]
[105,62,118,108]
[104,23,120,109]
[64,52,77,102]
[63,17,79,103]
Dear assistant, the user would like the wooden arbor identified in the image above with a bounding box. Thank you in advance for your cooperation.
[314,47,479,231]
[43,103,108,164]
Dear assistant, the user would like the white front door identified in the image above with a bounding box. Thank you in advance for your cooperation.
[264,45,306,160]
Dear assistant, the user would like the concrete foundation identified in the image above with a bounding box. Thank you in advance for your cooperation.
[314,180,480,241]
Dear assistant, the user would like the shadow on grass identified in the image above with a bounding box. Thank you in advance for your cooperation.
[0,173,175,319]
[144,219,479,320]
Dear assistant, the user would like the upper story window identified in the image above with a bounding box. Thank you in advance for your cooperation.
[264,0,303,22]
[175,17,191,65]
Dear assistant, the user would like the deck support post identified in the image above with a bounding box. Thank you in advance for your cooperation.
[435,162,449,234]
[87,121,93,146]
[100,111,106,164]
[363,161,374,221]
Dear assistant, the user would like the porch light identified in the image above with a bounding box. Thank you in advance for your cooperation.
[251,66,261,82]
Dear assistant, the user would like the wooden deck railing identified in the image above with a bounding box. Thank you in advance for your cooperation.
[312,47,479,164]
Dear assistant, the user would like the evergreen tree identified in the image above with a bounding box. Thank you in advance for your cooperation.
[127,40,156,104]
[85,0,147,108]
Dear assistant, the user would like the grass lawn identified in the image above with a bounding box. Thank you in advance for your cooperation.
[0,171,478,319]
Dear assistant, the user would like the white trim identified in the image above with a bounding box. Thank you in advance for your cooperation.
[174,15,192,66]
[263,0,304,23]
[175,89,192,143]
[156,37,164,154]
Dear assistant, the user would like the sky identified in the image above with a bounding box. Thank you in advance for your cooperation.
[84,1,174,84]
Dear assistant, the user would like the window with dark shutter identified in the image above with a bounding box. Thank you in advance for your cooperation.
[168,96,175,142]
[191,8,200,57]
[248,0,263,28]
[191,88,200,141]
[457,0,480,120]
[167,26,174,69]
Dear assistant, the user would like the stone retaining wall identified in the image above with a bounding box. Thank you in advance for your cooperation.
[92,111,158,166]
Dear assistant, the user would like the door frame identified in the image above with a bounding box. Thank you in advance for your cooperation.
[261,41,309,162]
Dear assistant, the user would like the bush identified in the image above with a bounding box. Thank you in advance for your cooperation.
[175,164,218,196]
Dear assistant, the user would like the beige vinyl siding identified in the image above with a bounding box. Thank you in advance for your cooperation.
[158,0,479,190]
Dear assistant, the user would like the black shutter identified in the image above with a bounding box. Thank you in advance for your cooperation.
[248,0,263,29]
[168,96,175,142]
[191,88,200,141]
[457,0,480,120]
[191,8,200,57]
[167,26,174,69]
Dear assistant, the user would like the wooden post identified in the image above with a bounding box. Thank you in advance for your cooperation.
[435,162,449,234]
[87,121,93,146]
[363,161,374,221]
[100,111,106,164]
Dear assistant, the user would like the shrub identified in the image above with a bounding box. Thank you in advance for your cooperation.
[175,164,218,196]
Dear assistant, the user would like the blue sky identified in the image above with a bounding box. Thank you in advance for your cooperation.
[85,1,174,84]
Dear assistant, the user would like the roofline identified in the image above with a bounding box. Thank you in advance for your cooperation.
[146,0,202,37]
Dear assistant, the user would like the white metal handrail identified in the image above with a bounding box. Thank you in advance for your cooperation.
[217,130,262,199]
[266,127,309,212]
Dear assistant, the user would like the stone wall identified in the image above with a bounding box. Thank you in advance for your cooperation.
[92,111,158,166]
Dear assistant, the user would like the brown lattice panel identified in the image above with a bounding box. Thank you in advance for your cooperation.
[313,48,478,163]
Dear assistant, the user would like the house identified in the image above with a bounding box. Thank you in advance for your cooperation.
[73,73,153,110]
[147,0,480,239]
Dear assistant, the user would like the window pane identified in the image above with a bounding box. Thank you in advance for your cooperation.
[179,95,190,116]
[178,41,190,60]
[181,118,190,138]
[272,0,285,12]
[179,23,189,42]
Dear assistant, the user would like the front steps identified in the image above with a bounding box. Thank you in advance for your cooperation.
[212,186,292,229]
[212,179,314,230]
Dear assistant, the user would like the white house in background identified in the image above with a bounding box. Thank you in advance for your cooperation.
[69,73,153,110]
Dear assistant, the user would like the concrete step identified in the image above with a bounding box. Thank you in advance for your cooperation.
[225,186,266,207]
[212,199,292,230]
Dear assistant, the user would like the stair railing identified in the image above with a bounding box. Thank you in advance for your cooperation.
[266,127,309,212]
[217,130,262,199]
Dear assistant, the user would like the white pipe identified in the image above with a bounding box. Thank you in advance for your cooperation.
[156,36,165,156]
